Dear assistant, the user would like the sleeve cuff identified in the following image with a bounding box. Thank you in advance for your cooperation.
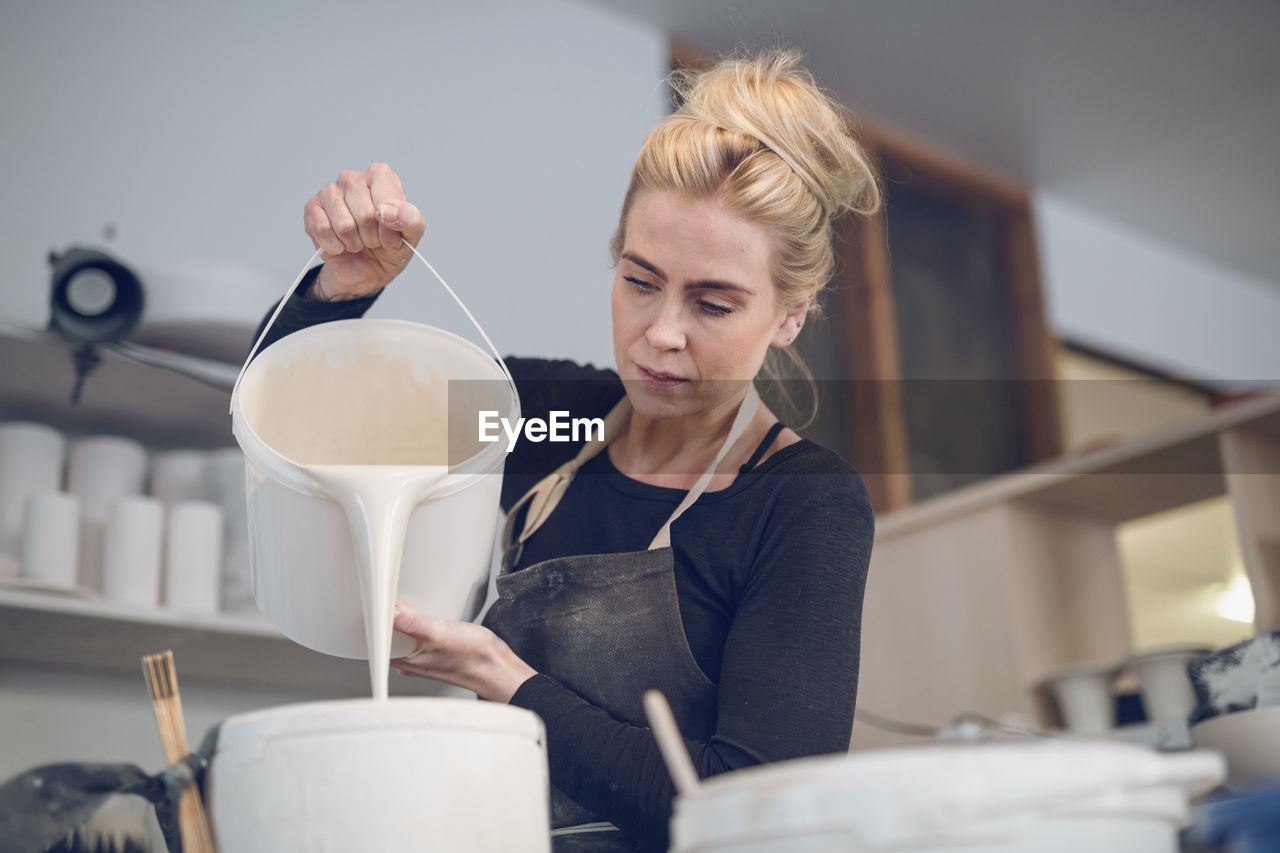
[509,672,570,714]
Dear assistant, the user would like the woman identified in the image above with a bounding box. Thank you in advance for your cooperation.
[259,51,879,851]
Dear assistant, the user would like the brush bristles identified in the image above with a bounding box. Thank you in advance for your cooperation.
[46,801,151,853]
[141,650,217,853]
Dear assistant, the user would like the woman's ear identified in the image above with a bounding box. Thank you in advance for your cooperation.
[772,293,814,347]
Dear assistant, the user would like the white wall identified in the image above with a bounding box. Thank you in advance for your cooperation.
[0,0,664,780]
[0,0,667,369]
[1034,192,1280,386]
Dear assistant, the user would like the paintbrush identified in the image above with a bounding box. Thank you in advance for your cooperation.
[141,651,216,853]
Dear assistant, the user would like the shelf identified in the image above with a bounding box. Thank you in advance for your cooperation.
[0,588,437,696]
[858,392,1280,750]
[0,328,245,448]
[877,393,1280,538]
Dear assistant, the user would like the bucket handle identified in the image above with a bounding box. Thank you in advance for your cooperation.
[230,245,518,414]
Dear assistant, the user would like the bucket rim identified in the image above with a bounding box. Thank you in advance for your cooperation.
[215,697,545,744]
[230,317,519,495]
[670,744,1222,849]
[672,741,1224,809]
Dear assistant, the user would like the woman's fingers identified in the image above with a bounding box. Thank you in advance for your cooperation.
[339,168,382,250]
[303,196,344,256]
[304,163,416,257]
[367,164,422,249]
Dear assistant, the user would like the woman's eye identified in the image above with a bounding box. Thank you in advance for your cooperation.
[625,276,655,292]
[698,300,734,317]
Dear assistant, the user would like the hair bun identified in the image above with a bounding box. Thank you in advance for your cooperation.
[670,50,879,219]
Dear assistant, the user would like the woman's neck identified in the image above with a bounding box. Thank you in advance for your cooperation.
[608,390,768,490]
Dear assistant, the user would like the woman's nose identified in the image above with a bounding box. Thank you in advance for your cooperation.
[644,302,687,351]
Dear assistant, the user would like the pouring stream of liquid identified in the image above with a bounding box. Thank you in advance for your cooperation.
[309,464,452,699]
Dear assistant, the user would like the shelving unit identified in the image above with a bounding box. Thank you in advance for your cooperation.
[853,393,1280,749]
[4,331,1277,754]
[0,329,445,698]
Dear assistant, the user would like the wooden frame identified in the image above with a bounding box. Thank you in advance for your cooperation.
[837,125,1063,511]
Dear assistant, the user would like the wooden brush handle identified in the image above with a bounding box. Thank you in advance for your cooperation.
[179,786,217,853]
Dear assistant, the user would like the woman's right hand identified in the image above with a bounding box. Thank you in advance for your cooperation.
[303,162,426,300]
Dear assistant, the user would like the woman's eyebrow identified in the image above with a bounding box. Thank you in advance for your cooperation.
[621,251,754,295]
[621,251,665,280]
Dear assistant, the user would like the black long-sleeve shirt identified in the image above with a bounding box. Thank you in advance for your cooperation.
[255,270,873,850]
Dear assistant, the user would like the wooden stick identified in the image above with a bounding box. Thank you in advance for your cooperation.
[643,689,701,797]
[142,650,217,853]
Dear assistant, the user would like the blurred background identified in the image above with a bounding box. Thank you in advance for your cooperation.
[1,0,1277,777]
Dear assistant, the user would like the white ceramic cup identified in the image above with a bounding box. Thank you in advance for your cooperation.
[205,447,252,612]
[165,500,224,613]
[102,496,164,606]
[1124,646,1211,725]
[150,450,208,504]
[19,492,81,588]
[68,436,149,520]
[68,436,148,591]
[1045,662,1118,734]
[0,422,66,559]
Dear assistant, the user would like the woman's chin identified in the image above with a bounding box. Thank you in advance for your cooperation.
[622,378,696,420]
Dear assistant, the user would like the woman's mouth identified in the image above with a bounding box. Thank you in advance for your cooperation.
[637,365,688,389]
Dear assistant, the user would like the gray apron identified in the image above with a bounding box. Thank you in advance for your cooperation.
[483,386,761,852]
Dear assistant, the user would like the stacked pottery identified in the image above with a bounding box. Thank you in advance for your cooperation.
[67,436,148,594]
[1124,645,1212,725]
[0,418,250,614]
[150,450,224,614]
[1043,647,1212,747]
[204,448,252,613]
[1043,660,1119,734]
[0,423,66,577]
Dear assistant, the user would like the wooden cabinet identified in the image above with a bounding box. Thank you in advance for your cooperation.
[853,394,1280,749]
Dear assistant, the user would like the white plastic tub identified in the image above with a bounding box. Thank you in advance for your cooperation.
[669,740,1224,852]
[207,698,550,853]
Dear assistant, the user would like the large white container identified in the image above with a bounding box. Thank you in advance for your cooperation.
[669,740,1224,853]
[230,317,517,660]
[207,698,550,852]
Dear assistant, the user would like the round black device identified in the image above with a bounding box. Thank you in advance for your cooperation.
[48,247,145,343]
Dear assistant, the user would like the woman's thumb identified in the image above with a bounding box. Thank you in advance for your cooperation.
[392,600,427,635]
[376,201,425,247]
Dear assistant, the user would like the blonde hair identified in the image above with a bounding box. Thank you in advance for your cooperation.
[610,51,881,421]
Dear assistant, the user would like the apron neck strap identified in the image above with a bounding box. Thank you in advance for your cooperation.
[502,383,761,567]
[647,384,758,550]
[502,394,632,563]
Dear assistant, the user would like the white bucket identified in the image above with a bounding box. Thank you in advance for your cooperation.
[206,698,550,852]
[229,249,519,698]
[669,740,1225,853]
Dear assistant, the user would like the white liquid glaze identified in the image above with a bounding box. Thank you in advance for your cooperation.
[308,464,450,699]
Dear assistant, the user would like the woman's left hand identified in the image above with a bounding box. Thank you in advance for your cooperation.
[391,601,537,703]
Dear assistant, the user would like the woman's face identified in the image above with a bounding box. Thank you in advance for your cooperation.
[611,190,806,421]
